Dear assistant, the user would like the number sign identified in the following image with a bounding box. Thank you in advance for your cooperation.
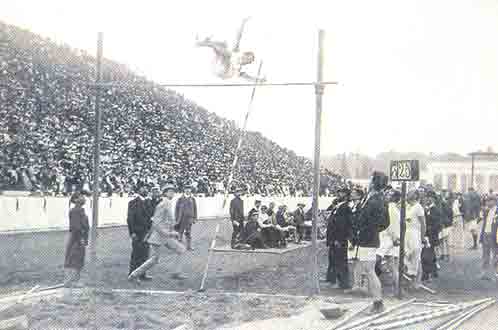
[390,160,420,182]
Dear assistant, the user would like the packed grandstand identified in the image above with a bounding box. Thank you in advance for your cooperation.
[0,21,345,196]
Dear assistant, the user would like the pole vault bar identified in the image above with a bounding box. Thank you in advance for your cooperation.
[91,81,338,88]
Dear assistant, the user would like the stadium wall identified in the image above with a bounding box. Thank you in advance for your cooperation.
[0,196,334,233]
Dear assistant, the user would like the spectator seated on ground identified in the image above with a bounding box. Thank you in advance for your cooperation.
[239,210,267,250]
[275,205,295,245]
[258,205,286,248]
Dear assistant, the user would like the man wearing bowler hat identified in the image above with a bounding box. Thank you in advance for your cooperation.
[175,183,198,251]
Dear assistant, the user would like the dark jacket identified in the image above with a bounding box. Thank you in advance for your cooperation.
[175,195,198,223]
[127,196,152,239]
[293,208,305,226]
[354,191,389,248]
[425,204,442,245]
[326,201,352,246]
[276,210,287,227]
[479,206,498,246]
[230,196,244,222]
[64,206,89,270]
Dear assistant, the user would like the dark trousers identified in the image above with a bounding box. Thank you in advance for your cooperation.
[296,225,305,242]
[245,231,266,249]
[129,238,150,277]
[327,243,350,288]
[231,221,244,247]
[262,227,283,247]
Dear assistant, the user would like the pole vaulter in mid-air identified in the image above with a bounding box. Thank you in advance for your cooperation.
[196,17,266,83]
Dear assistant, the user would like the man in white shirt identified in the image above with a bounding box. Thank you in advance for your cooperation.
[479,195,498,280]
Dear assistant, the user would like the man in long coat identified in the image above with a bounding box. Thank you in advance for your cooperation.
[229,188,245,248]
[325,187,353,289]
[175,184,198,251]
[127,186,153,280]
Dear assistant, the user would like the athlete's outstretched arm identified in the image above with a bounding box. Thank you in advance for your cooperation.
[233,17,250,52]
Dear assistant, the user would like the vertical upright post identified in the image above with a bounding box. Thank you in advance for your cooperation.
[397,182,407,298]
[471,154,475,189]
[89,32,103,330]
[311,29,325,296]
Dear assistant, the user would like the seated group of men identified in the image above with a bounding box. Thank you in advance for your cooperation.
[230,191,310,250]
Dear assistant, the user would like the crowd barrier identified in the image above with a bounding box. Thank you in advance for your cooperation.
[0,195,334,233]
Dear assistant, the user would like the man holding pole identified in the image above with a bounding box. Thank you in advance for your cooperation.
[352,171,390,314]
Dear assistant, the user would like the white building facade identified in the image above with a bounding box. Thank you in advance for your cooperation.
[423,159,498,193]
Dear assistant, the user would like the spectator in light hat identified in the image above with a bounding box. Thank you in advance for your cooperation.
[129,183,188,282]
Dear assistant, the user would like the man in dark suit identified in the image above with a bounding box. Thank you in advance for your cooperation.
[175,184,198,251]
[324,187,353,289]
[147,186,163,212]
[424,191,442,279]
[479,194,498,281]
[127,186,153,280]
[229,188,245,248]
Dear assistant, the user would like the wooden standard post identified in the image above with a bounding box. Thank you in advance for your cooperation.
[311,29,325,296]
[397,182,407,298]
[89,32,103,330]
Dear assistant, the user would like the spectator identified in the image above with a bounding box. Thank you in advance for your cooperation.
[1,21,343,196]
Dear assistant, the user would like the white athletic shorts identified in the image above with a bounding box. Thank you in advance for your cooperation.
[467,219,480,232]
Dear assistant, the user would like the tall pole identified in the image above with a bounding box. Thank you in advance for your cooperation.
[311,29,325,296]
[89,32,103,330]
[222,61,263,208]
[471,154,475,189]
[397,182,407,298]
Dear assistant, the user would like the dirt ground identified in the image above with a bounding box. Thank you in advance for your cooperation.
[1,220,498,329]
[6,290,314,330]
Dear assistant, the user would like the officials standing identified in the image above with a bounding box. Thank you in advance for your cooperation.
[175,184,198,251]
[64,192,90,287]
[324,187,353,289]
[127,186,153,281]
[229,188,245,248]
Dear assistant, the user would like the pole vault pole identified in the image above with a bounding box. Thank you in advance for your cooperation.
[311,29,325,296]
[222,61,264,208]
[89,32,103,330]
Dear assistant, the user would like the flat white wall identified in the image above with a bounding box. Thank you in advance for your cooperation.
[0,195,334,233]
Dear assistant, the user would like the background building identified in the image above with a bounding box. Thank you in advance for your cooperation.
[423,153,498,193]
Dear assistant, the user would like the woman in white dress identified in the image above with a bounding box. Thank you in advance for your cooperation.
[451,193,465,255]
[404,190,426,282]
[376,190,401,291]
[128,184,187,283]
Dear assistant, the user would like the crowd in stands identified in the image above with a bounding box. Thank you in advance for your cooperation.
[0,21,344,197]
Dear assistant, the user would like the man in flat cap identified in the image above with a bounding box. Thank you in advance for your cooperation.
[175,184,198,251]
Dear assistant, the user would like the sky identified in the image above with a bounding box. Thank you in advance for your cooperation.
[2,0,498,158]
